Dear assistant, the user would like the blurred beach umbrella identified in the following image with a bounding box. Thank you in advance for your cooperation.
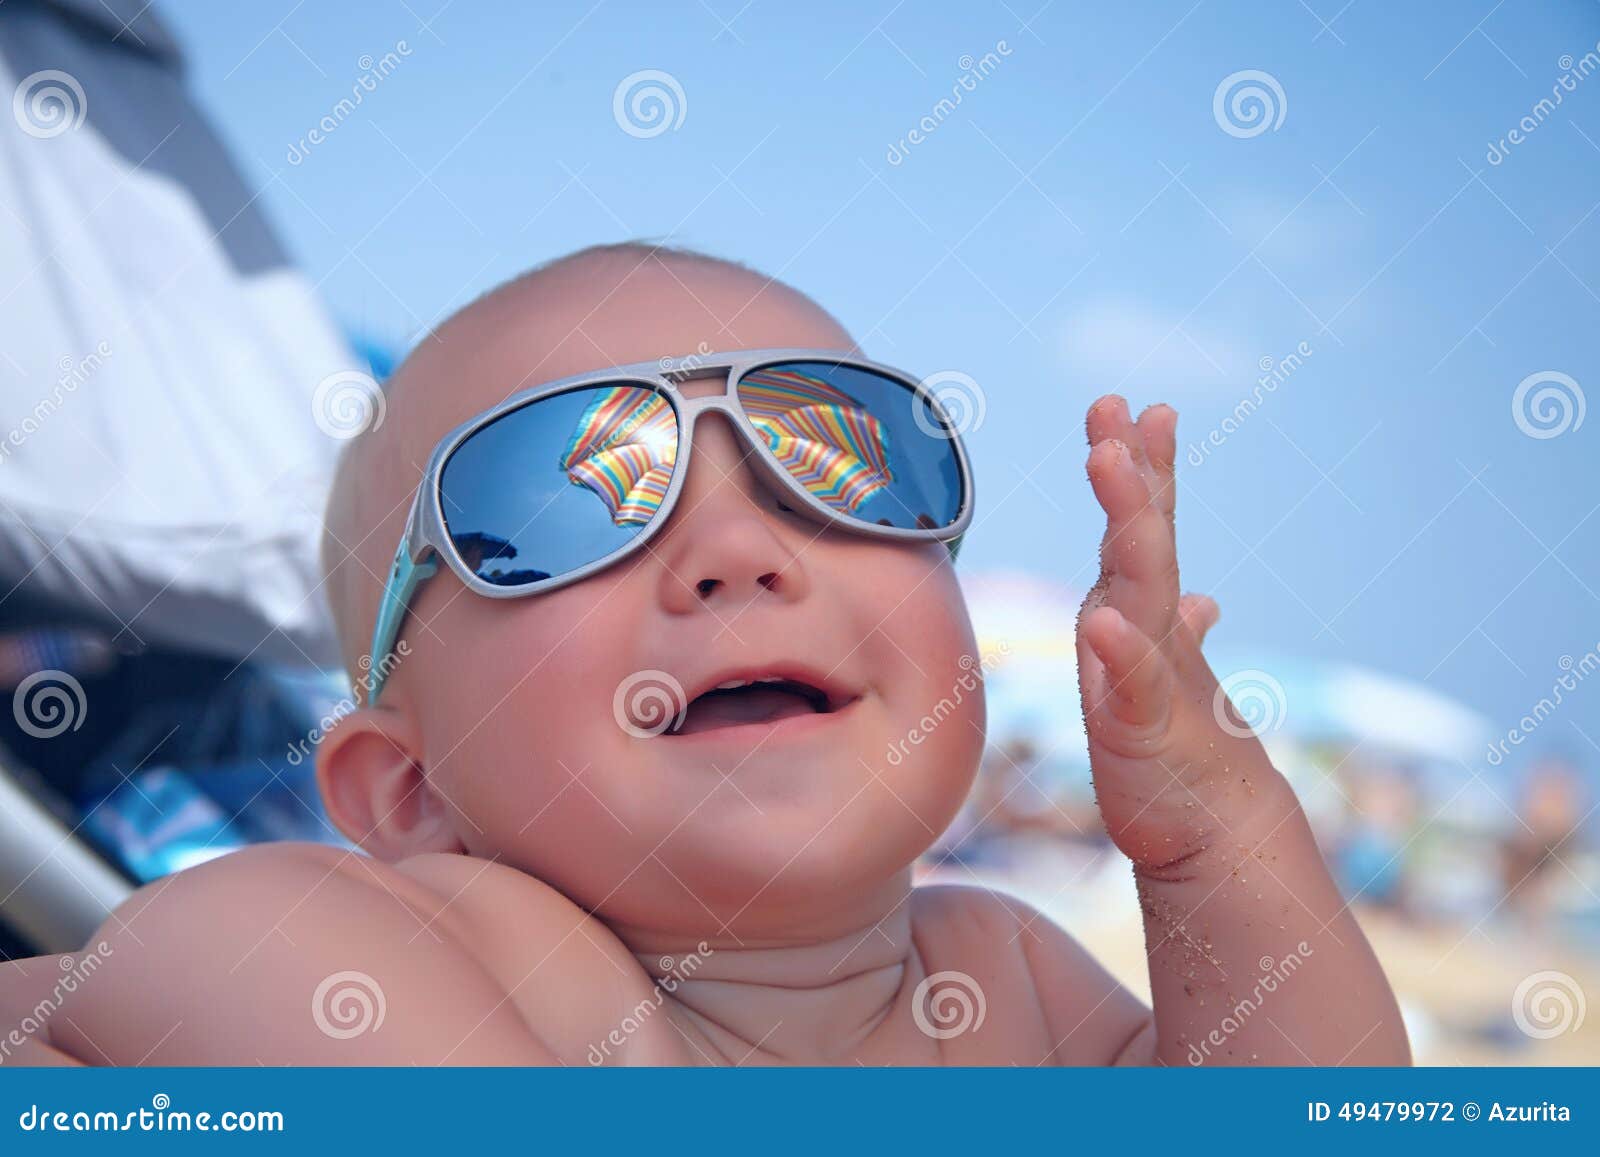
[1204,655,1494,769]
[960,569,1498,793]
[960,571,1087,767]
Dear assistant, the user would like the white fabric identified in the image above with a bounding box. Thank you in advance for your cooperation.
[0,60,354,667]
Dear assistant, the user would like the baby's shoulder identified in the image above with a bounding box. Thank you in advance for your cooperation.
[389,849,666,1046]
[908,881,1151,1065]
[310,844,672,1062]
[52,841,644,1064]
[911,880,1029,926]
[250,843,661,1060]
[906,882,1041,999]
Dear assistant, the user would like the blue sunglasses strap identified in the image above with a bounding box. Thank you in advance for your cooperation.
[366,541,438,706]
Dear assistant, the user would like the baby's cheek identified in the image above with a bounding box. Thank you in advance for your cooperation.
[881,650,987,831]
[859,555,986,832]
[416,594,633,852]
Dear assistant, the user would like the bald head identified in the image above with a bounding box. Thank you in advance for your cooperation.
[319,242,856,680]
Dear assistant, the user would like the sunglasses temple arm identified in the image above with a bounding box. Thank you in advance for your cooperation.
[365,540,439,706]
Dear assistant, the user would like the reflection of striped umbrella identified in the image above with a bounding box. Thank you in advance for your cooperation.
[740,367,892,513]
[560,389,678,526]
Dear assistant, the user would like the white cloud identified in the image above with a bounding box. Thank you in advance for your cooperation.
[1059,299,1251,392]
[1225,192,1361,265]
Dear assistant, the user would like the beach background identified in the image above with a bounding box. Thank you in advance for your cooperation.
[50,0,1592,1063]
[923,571,1598,1065]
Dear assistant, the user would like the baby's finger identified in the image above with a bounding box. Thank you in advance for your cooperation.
[1085,395,1141,456]
[1087,439,1180,642]
[1134,404,1178,517]
[1080,605,1172,735]
[1177,592,1220,647]
[1075,584,1113,726]
[1086,439,1150,525]
[1135,403,1177,468]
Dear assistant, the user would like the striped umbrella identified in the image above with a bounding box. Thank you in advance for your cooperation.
[739,366,892,513]
[559,388,678,526]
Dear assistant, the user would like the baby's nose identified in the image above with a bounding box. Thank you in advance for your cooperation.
[654,412,810,614]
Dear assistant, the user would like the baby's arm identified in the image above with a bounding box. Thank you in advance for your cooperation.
[1073,396,1408,1066]
[1,959,87,1065]
[19,842,554,1065]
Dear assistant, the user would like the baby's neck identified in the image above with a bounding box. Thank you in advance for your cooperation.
[607,874,916,1064]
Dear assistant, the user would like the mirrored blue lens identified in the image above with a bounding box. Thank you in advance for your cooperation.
[439,383,678,587]
[737,361,966,530]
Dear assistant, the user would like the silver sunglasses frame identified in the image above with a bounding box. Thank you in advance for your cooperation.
[365,348,976,701]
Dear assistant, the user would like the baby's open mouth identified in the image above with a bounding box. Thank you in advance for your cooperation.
[668,674,844,736]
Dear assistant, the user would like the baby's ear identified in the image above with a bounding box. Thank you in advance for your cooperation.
[315,705,465,860]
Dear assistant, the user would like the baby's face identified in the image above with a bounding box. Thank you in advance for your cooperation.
[357,260,983,935]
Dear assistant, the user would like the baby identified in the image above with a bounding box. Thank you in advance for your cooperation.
[2,244,1407,1066]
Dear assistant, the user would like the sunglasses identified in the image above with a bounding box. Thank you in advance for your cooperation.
[365,348,976,704]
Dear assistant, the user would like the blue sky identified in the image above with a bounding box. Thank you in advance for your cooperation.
[163,0,1600,766]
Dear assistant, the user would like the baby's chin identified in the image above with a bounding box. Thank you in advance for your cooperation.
[610,715,979,915]
[556,803,936,938]
[666,792,940,905]
[456,713,974,931]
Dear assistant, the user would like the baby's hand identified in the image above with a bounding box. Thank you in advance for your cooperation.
[1071,396,1409,1066]
[1076,395,1280,875]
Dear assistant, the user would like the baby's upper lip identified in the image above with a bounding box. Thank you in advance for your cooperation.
[678,662,858,714]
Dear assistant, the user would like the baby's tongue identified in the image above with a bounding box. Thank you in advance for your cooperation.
[675,687,815,734]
